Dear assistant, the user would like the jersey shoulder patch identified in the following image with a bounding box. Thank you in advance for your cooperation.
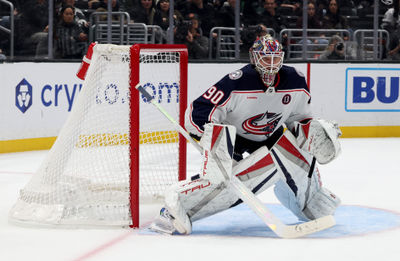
[229,69,243,80]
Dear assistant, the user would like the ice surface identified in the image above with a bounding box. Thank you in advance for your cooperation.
[1,138,399,261]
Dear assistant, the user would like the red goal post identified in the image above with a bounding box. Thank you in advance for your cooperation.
[130,44,188,227]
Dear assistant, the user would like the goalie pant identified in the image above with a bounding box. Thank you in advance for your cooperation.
[162,123,341,233]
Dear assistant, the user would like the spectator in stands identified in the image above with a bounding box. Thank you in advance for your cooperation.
[89,0,121,22]
[0,1,19,56]
[0,0,19,29]
[59,0,89,33]
[254,23,269,37]
[355,0,373,18]
[182,0,217,37]
[130,0,156,24]
[339,0,356,16]
[295,1,328,58]
[14,0,49,56]
[319,34,346,60]
[279,0,302,16]
[382,1,400,60]
[387,39,400,60]
[54,5,88,59]
[258,0,288,35]
[243,0,263,25]
[315,0,329,17]
[154,0,184,31]
[212,0,225,12]
[241,23,269,53]
[175,14,209,59]
[256,0,289,52]
[296,1,322,29]
[216,0,244,27]
[381,1,400,36]
[322,0,349,30]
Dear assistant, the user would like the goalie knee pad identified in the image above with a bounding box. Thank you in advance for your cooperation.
[295,119,342,164]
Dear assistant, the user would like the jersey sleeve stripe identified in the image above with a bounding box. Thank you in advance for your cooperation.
[276,89,311,97]
[188,103,204,134]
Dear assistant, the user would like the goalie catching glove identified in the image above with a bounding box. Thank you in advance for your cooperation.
[294,119,342,164]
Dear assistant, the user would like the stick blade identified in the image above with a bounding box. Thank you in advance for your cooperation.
[276,215,336,239]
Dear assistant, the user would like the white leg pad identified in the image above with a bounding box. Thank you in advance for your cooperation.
[274,171,340,221]
[274,179,306,220]
[154,144,280,232]
[271,130,341,221]
[199,123,236,184]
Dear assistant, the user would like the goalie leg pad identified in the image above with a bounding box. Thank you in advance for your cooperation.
[272,131,341,221]
[273,171,340,221]
[153,145,280,233]
[199,123,237,184]
[295,119,342,164]
[274,179,306,221]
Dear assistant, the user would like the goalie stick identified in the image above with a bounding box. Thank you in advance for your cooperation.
[135,84,335,238]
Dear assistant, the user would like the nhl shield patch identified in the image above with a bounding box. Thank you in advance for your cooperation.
[229,70,243,80]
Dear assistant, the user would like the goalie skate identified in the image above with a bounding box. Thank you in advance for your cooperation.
[150,207,191,235]
[150,208,176,234]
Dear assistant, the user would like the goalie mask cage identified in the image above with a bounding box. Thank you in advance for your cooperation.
[9,44,188,228]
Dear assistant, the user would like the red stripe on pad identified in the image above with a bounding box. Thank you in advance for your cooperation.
[302,122,311,139]
[210,125,224,151]
[236,154,274,177]
[277,135,309,166]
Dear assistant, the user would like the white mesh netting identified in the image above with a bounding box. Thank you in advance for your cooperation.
[9,44,185,227]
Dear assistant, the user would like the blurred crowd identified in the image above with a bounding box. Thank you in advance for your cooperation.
[0,0,399,60]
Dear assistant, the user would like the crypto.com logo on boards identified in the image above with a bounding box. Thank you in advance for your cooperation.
[15,78,33,113]
[14,79,179,114]
[345,67,400,112]
[14,78,83,114]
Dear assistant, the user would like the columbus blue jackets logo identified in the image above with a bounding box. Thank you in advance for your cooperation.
[242,111,282,135]
[15,78,33,113]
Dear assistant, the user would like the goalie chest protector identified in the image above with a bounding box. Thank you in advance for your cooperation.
[186,64,312,142]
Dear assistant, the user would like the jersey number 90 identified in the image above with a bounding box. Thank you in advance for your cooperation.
[202,86,224,105]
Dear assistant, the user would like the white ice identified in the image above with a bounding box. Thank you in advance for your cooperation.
[1,138,400,261]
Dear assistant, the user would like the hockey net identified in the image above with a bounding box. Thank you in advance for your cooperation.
[9,44,188,227]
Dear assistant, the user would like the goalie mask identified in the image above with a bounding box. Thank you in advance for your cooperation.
[250,35,284,87]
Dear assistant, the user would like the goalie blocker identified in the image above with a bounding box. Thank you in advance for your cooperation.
[151,122,341,235]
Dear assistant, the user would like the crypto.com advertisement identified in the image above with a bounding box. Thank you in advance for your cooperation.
[1,62,399,142]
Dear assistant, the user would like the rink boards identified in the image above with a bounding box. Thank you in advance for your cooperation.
[1,62,400,153]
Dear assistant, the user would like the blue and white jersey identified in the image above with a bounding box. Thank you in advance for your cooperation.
[185,64,313,142]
